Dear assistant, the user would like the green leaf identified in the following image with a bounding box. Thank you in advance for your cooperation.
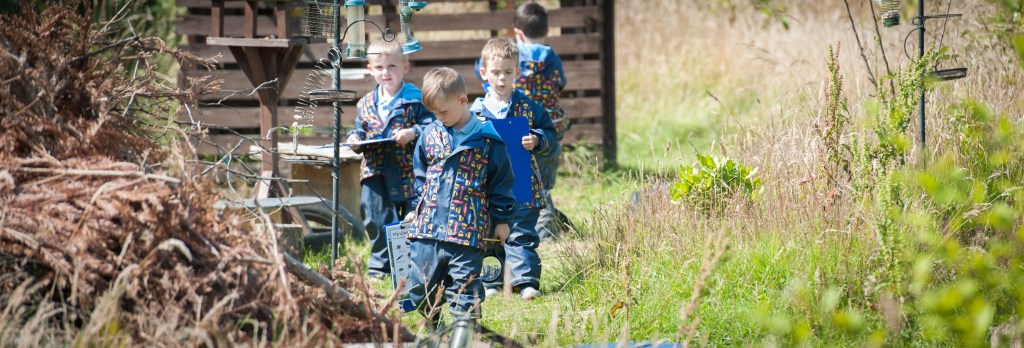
[698,154,715,169]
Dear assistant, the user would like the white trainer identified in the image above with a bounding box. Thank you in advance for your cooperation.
[485,288,499,297]
[520,287,541,300]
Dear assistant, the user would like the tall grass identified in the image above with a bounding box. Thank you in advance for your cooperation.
[533,0,1024,345]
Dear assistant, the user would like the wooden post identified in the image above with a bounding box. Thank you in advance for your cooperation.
[275,1,288,39]
[244,0,257,38]
[600,0,616,167]
[211,0,225,38]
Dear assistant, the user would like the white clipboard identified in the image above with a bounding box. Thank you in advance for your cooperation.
[385,222,416,312]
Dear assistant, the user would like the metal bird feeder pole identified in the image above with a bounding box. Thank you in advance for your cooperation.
[330,0,343,267]
[303,0,426,269]
[910,1,966,152]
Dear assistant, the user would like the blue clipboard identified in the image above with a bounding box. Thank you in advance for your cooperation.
[489,117,533,204]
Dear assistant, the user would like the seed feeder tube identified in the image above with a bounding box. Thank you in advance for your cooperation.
[877,0,901,27]
[399,0,426,54]
[345,0,366,58]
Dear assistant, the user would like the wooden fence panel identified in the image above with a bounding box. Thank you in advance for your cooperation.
[177,0,613,158]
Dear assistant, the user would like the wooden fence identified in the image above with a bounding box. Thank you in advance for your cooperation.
[177,0,616,163]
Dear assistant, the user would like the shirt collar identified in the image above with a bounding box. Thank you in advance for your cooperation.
[454,114,481,135]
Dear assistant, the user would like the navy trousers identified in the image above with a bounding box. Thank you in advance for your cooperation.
[406,239,485,320]
[360,176,413,276]
[487,207,542,290]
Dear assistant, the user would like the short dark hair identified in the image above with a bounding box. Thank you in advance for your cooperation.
[514,2,548,39]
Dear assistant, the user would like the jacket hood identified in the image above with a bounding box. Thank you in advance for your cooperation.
[373,82,423,104]
[517,42,554,63]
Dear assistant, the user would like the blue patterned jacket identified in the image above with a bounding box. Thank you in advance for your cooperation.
[469,90,557,209]
[473,44,569,139]
[409,120,517,249]
[517,42,569,139]
[347,83,435,201]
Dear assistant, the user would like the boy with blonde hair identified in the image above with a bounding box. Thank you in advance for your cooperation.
[514,2,568,241]
[346,40,435,277]
[471,38,557,300]
[406,67,516,321]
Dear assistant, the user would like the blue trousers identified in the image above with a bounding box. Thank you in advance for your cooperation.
[487,207,542,290]
[406,239,485,320]
[360,176,413,276]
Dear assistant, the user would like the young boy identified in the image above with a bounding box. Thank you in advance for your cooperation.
[406,67,517,321]
[471,38,558,300]
[345,40,435,278]
[514,2,568,241]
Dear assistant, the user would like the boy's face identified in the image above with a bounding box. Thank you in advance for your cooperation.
[431,95,471,128]
[367,54,409,93]
[479,57,519,98]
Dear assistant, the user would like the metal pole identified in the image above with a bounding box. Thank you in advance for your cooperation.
[330,0,343,269]
[918,0,926,151]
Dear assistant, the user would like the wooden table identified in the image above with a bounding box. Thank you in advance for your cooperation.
[262,142,363,220]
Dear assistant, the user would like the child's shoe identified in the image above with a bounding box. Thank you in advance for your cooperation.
[520,287,541,300]
[485,288,499,297]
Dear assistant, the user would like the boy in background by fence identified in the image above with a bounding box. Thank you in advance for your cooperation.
[514,2,568,241]
[471,38,558,300]
[406,67,516,322]
[346,40,435,278]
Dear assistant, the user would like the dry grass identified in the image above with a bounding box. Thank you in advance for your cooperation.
[538,0,1024,344]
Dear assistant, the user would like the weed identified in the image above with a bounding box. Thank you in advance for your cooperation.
[817,44,853,191]
[670,154,763,214]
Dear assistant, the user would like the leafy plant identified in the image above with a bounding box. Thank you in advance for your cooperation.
[670,154,763,213]
[865,49,945,173]
[817,44,853,190]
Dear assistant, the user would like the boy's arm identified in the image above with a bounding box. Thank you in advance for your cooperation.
[346,101,368,153]
[528,104,558,156]
[550,54,567,92]
[410,133,428,207]
[410,105,436,138]
[486,142,517,226]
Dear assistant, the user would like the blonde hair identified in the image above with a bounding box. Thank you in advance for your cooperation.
[480,38,518,65]
[367,40,407,62]
[421,67,467,111]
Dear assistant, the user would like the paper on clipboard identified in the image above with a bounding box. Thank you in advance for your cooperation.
[342,137,395,147]
[489,117,534,204]
[385,222,416,312]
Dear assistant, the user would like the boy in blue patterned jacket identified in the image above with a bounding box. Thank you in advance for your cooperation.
[514,2,568,241]
[406,67,516,321]
[471,38,557,300]
[345,40,435,277]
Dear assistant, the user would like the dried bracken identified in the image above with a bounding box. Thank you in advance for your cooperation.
[1,2,403,346]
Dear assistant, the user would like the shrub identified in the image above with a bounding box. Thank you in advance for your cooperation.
[670,154,763,214]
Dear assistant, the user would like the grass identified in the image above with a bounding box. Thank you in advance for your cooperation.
[303,0,1024,345]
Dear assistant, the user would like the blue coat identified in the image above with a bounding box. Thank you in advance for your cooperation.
[409,120,517,249]
[517,43,569,139]
[469,90,557,209]
[347,83,435,201]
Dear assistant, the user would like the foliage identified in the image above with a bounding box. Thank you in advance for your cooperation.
[863,49,945,174]
[897,104,1024,346]
[713,0,790,29]
[817,44,853,190]
[670,154,763,214]
[987,0,1024,67]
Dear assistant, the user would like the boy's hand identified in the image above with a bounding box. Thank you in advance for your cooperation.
[345,134,362,151]
[403,211,415,222]
[393,128,416,145]
[522,134,539,151]
[493,224,510,243]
